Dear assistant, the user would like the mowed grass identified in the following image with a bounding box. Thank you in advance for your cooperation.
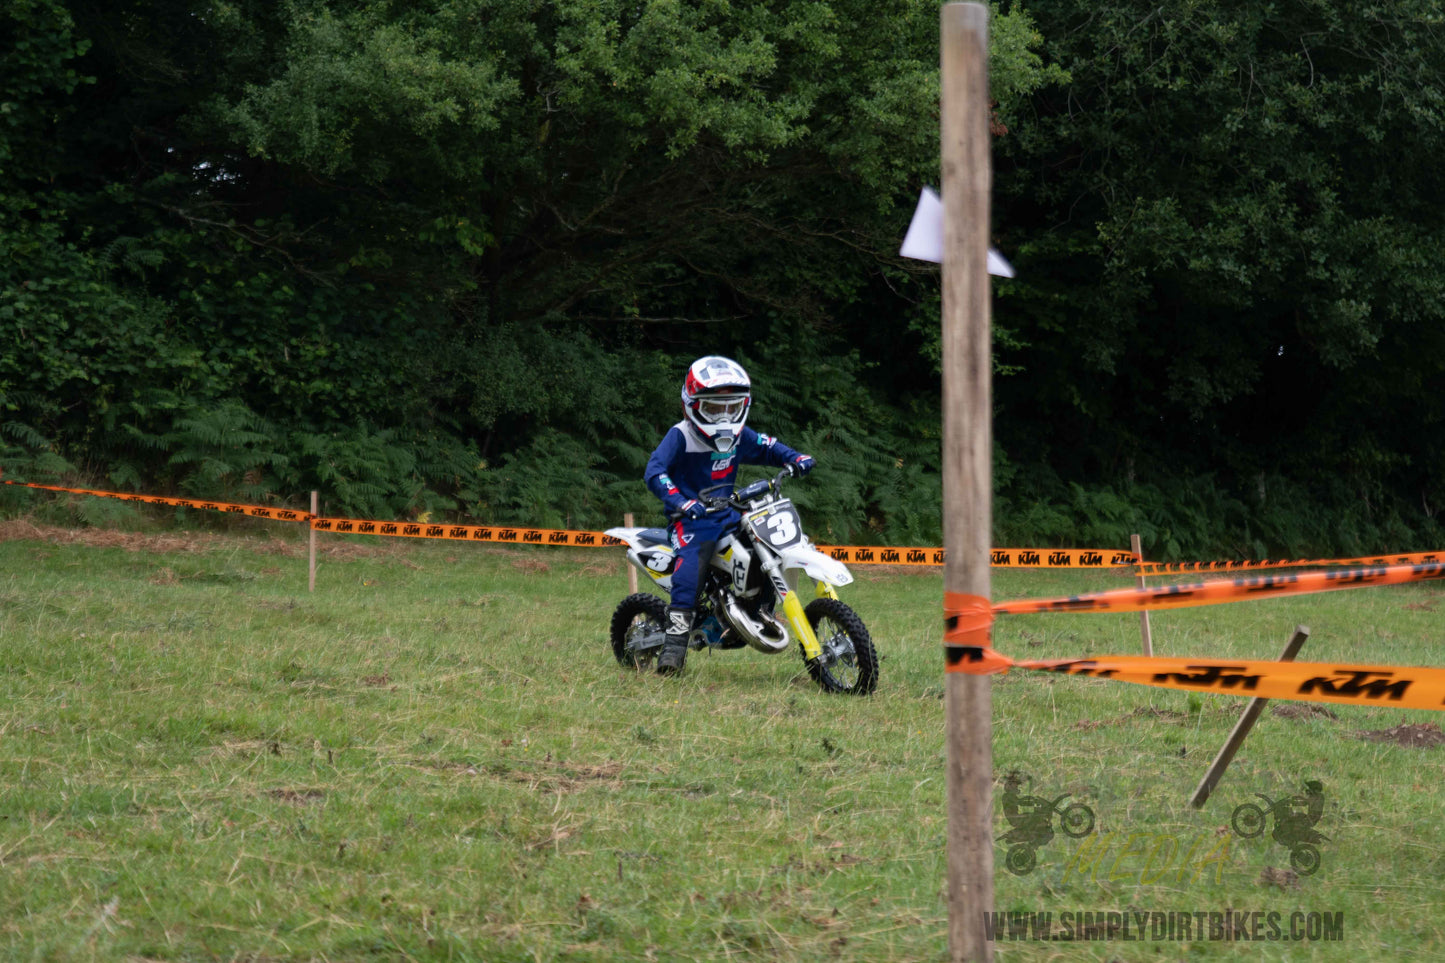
[2,517,1445,961]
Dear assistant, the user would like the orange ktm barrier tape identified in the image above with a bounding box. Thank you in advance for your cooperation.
[1,479,313,522]
[820,545,945,566]
[310,516,624,548]
[993,561,1445,616]
[1137,550,1445,576]
[945,648,1445,713]
[0,474,1153,568]
[993,547,1140,568]
[309,516,1131,566]
[943,591,1013,674]
[818,545,1139,568]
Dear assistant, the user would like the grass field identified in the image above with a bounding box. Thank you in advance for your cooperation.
[2,514,1444,961]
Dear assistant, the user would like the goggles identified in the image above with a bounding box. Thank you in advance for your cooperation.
[695,395,748,424]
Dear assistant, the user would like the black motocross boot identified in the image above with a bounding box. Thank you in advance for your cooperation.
[656,607,693,676]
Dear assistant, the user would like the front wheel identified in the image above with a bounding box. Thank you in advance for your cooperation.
[610,593,667,670]
[1231,803,1266,839]
[803,598,878,695]
[1059,803,1095,838]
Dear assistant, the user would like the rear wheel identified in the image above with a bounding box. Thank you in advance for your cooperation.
[1005,845,1037,876]
[804,598,878,695]
[610,593,667,669]
[1290,844,1320,876]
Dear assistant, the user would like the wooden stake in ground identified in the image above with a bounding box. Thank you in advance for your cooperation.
[309,490,318,592]
[941,5,994,960]
[1190,625,1311,808]
[1132,533,1154,655]
[624,512,638,594]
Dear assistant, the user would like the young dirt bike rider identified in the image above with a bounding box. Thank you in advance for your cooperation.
[644,356,815,675]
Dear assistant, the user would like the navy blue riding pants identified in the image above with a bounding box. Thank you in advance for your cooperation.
[668,512,738,611]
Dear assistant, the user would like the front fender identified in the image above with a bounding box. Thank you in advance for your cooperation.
[777,543,854,587]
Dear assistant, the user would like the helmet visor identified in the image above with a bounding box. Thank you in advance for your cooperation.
[696,395,747,424]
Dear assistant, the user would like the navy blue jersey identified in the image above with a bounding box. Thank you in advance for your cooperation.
[645,421,803,514]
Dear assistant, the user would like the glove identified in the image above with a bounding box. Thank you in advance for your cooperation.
[667,496,706,520]
[792,454,816,477]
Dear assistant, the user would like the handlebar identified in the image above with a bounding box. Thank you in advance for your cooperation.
[666,466,797,521]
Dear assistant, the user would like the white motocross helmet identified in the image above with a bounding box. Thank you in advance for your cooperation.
[681,356,752,453]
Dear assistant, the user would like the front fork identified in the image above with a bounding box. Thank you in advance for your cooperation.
[761,556,835,663]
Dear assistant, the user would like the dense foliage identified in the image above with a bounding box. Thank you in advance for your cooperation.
[3,0,1443,558]
[993,0,1445,557]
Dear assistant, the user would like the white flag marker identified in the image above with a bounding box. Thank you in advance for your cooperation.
[899,186,1015,278]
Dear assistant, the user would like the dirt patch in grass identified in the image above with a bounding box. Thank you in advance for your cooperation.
[1129,706,1189,722]
[1072,705,1232,731]
[419,758,630,794]
[1259,865,1301,890]
[203,739,284,758]
[1272,703,1339,721]
[0,518,417,562]
[267,788,327,805]
[1355,723,1445,748]
[505,761,627,794]
[0,519,237,554]
[852,563,937,580]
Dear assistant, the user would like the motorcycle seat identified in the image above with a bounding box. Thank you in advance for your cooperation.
[637,528,672,546]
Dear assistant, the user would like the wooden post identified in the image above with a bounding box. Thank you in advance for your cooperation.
[1132,534,1154,656]
[941,5,994,960]
[624,512,638,594]
[1190,625,1311,808]
[308,490,318,593]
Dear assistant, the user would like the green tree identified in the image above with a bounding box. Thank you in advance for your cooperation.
[993,0,1445,555]
[3,0,1062,535]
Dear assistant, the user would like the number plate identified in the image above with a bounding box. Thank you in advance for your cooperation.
[747,501,802,550]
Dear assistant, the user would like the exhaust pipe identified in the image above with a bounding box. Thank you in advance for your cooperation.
[717,593,791,654]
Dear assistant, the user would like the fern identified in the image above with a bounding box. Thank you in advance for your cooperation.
[96,236,164,277]
[157,401,288,503]
[477,428,619,529]
[277,425,438,519]
[0,422,77,516]
[2,421,51,449]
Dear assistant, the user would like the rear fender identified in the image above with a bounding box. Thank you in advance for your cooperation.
[606,527,677,589]
[604,526,646,549]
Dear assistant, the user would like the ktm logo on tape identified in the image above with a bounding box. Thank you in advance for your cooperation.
[308,517,623,547]
[951,649,1445,712]
[4,479,316,521]
[1299,669,1410,701]
[823,546,1130,568]
[1136,551,1445,575]
[996,561,1445,616]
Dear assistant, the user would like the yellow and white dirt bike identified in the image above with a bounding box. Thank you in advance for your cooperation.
[605,467,878,694]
